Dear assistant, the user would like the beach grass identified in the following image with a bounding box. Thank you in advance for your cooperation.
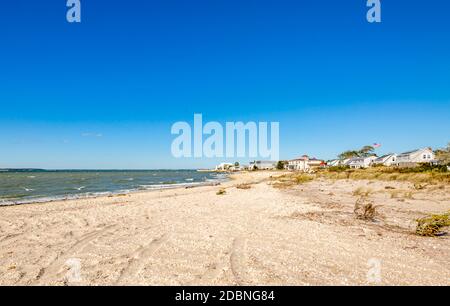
[216,188,226,195]
[415,212,450,237]
[270,173,314,189]
[317,167,450,185]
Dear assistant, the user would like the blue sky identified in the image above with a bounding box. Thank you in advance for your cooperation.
[0,0,449,169]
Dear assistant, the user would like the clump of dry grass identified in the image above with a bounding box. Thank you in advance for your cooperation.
[415,212,450,237]
[236,183,251,190]
[352,187,372,197]
[413,183,427,190]
[389,190,414,200]
[216,188,226,195]
[354,196,379,221]
[270,173,314,189]
[293,174,314,184]
[404,191,414,199]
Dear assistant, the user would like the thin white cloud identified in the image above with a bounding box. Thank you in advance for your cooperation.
[81,132,103,138]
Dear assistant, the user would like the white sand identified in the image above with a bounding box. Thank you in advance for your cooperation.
[0,171,449,285]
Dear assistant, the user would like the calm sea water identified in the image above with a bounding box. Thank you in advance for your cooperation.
[0,170,226,206]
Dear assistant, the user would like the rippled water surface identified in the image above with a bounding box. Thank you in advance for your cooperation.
[0,170,226,205]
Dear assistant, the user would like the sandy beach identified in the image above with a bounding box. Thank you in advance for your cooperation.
[0,171,449,286]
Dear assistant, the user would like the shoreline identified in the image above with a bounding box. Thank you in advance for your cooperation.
[0,178,227,208]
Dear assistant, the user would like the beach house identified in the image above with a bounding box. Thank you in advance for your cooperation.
[347,156,377,169]
[395,148,435,167]
[372,154,397,167]
[249,160,277,170]
[327,159,341,167]
[287,155,325,172]
[215,163,234,171]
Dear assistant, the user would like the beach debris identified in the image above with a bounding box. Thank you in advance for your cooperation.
[415,212,450,237]
[352,187,372,197]
[354,196,379,221]
[236,183,251,190]
[216,188,226,195]
[413,183,427,190]
[8,264,17,270]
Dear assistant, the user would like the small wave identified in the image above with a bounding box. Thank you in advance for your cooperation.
[185,178,194,181]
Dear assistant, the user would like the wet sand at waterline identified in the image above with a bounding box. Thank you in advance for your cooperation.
[0,171,449,285]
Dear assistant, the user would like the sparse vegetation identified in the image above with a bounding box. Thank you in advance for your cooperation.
[413,183,427,190]
[415,212,450,237]
[435,142,450,165]
[276,160,288,170]
[354,196,378,221]
[216,188,226,195]
[352,187,372,197]
[318,167,450,185]
[328,165,350,172]
[270,173,314,189]
[236,183,251,190]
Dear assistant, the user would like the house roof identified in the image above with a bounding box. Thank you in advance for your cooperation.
[374,153,395,162]
[289,155,323,162]
[398,148,433,156]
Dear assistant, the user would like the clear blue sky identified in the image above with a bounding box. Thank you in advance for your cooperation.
[0,0,449,169]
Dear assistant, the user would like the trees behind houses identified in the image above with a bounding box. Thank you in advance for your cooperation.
[338,145,376,160]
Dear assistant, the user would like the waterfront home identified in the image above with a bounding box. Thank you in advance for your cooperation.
[396,148,435,167]
[372,153,397,167]
[287,155,325,172]
[249,160,277,170]
[348,156,377,169]
[327,159,341,167]
[215,163,234,171]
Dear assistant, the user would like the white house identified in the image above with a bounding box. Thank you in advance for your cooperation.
[396,148,435,167]
[342,158,352,166]
[288,155,325,172]
[215,163,233,171]
[372,153,397,167]
[348,156,377,169]
[327,159,341,167]
[249,160,277,170]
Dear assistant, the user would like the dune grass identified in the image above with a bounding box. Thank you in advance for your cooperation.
[270,173,314,189]
[353,195,379,221]
[352,187,373,197]
[318,167,450,185]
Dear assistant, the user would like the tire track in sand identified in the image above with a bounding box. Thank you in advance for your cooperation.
[230,237,248,285]
[115,233,168,285]
[35,225,117,284]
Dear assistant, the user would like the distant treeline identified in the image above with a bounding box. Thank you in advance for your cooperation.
[0,169,46,172]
